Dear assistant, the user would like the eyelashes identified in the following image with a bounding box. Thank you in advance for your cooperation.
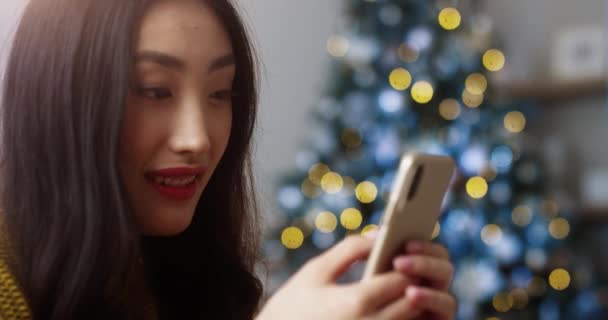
[135,87,236,102]
[137,87,173,100]
[210,90,237,101]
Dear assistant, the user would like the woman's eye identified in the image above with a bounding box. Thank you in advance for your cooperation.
[137,87,172,100]
[211,90,236,101]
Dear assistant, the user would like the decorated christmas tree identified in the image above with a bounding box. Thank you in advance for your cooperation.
[261,1,607,319]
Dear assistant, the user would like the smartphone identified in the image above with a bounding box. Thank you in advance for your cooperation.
[361,152,455,281]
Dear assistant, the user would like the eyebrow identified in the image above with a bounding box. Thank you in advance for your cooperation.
[135,50,235,73]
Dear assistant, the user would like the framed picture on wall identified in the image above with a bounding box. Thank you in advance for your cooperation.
[550,24,605,81]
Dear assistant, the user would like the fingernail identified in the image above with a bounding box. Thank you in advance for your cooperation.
[394,256,414,270]
[405,286,418,297]
[363,229,379,239]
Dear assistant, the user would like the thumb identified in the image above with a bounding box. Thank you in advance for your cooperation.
[311,234,377,283]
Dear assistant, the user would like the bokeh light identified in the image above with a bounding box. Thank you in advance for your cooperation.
[512,205,533,227]
[315,211,338,233]
[462,89,484,108]
[504,111,526,133]
[341,128,362,149]
[340,208,363,230]
[510,288,529,309]
[483,48,506,72]
[439,98,461,120]
[327,34,349,57]
[308,163,330,186]
[492,292,514,312]
[356,181,378,203]
[465,73,488,95]
[548,217,570,239]
[398,43,419,62]
[541,200,560,218]
[389,67,412,91]
[438,7,462,30]
[466,176,489,199]
[321,171,344,194]
[481,224,503,245]
[411,80,434,104]
[361,224,379,236]
[281,226,304,249]
[549,268,571,291]
[301,178,321,198]
[378,89,405,113]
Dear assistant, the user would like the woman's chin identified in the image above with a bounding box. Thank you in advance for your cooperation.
[138,213,194,236]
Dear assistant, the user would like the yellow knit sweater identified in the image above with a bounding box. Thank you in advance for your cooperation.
[0,233,32,320]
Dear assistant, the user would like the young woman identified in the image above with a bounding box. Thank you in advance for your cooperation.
[0,0,456,319]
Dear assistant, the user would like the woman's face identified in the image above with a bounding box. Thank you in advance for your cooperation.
[119,0,234,236]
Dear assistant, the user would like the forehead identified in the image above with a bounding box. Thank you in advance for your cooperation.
[135,0,233,64]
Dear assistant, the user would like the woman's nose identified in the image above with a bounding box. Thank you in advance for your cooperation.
[168,102,211,157]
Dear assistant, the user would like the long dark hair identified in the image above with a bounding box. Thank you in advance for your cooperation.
[0,0,263,318]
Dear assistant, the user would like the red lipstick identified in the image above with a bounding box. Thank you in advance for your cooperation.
[145,166,207,201]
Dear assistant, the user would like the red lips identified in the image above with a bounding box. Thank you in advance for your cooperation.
[146,166,207,178]
[145,166,207,201]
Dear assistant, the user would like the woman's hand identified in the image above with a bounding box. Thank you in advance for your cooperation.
[392,240,456,320]
[256,234,426,320]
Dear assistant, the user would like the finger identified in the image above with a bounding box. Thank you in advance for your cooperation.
[406,286,457,320]
[393,255,454,290]
[374,287,423,320]
[309,235,374,283]
[405,241,450,260]
[343,271,412,313]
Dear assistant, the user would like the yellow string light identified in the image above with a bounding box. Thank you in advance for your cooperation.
[438,7,462,30]
[465,73,488,95]
[548,218,570,239]
[389,67,412,91]
[361,224,379,236]
[548,268,571,291]
[492,292,513,312]
[281,226,304,249]
[315,211,338,233]
[462,89,484,108]
[308,163,330,186]
[483,48,506,72]
[504,111,526,133]
[356,181,378,203]
[340,208,363,230]
[321,172,344,194]
[411,81,434,104]
[466,176,488,199]
[439,98,461,120]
